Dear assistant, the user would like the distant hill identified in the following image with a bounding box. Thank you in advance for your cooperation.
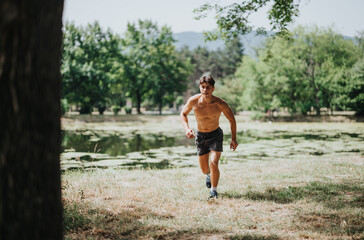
[173,31,355,57]
[173,31,269,57]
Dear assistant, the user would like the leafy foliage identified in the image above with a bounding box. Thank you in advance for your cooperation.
[121,20,192,114]
[342,59,364,115]
[177,36,244,96]
[62,20,192,114]
[61,20,363,116]
[62,22,123,114]
[231,26,361,115]
[194,0,301,41]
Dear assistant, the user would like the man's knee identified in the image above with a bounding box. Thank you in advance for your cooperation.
[201,168,210,174]
[210,153,220,166]
[209,159,219,169]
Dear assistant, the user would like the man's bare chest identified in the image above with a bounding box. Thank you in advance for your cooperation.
[193,102,221,116]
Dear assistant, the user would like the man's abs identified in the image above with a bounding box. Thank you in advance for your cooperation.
[196,116,220,132]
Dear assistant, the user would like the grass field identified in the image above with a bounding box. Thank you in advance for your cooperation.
[63,155,363,239]
[62,116,363,239]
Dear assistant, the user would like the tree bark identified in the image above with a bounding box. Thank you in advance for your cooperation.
[159,100,163,115]
[0,1,64,239]
[136,90,142,114]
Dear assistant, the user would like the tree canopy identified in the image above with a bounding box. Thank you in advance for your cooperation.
[194,0,302,41]
[62,22,122,114]
[62,20,192,114]
[121,20,192,114]
[61,20,363,116]
[218,26,363,115]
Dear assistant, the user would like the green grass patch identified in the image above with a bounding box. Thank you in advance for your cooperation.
[221,190,245,199]
[63,203,91,231]
[305,182,364,209]
[244,181,364,208]
[245,186,305,203]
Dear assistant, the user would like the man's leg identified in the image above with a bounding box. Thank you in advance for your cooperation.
[199,153,212,188]
[198,153,210,175]
[209,151,221,188]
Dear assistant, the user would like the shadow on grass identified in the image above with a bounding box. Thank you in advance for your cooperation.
[297,211,364,237]
[226,233,280,240]
[64,200,222,240]
[221,191,245,199]
[221,182,364,237]
[222,181,364,209]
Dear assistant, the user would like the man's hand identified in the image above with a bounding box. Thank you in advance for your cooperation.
[230,139,238,151]
[185,129,195,139]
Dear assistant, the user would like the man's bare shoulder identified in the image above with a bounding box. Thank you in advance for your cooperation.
[187,94,201,105]
[213,96,229,109]
[212,95,227,104]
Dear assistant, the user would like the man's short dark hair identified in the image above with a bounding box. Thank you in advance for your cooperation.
[199,75,215,87]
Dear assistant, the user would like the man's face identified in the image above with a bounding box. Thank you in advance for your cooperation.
[199,82,215,96]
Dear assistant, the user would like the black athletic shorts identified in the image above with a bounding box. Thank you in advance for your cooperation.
[195,127,223,156]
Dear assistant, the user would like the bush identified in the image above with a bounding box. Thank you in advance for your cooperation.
[61,98,69,115]
[250,111,264,120]
[124,107,132,114]
[111,105,121,115]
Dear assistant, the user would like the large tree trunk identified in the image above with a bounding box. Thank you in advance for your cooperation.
[0,1,64,239]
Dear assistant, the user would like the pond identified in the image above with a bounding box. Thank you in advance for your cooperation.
[61,122,364,171]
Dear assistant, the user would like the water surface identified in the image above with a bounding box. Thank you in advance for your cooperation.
[61,124,364,171]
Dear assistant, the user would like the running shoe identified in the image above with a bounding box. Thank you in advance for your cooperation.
[208,190,218,200]
[206,174,211,188]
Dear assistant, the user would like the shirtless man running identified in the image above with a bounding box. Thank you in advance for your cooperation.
[180,75,238,200]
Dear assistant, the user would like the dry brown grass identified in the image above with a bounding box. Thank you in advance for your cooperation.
[62,153,364,239]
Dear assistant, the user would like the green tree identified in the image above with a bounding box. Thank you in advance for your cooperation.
[334,59,364,115]
[233,55,280,112]
[354,31,364,59]
[219,37,245,77]
[348,59,364,115]
[214,75,244,113]
[177,46,200,95]
[147,26,193,114]
[122,20,192,114]
[290,26,358,114]
[194,0,301,41]
[232,26,359,115]
[121,20,158,114]
[62,22,122,114]
[192,46,211,77]
[177,37,244,96]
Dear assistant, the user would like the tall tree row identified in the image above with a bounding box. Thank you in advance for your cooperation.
[62,20,192,114]
[222,26,363,115]
[62,21,363,116]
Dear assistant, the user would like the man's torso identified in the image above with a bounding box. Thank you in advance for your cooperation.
[192,94,222,132]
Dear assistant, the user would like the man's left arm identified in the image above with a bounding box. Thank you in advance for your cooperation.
[219,101,238,151]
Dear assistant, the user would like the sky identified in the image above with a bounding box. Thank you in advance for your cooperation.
[63,0,364,37]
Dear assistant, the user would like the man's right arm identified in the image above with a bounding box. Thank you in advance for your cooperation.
[180,97,195,138]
